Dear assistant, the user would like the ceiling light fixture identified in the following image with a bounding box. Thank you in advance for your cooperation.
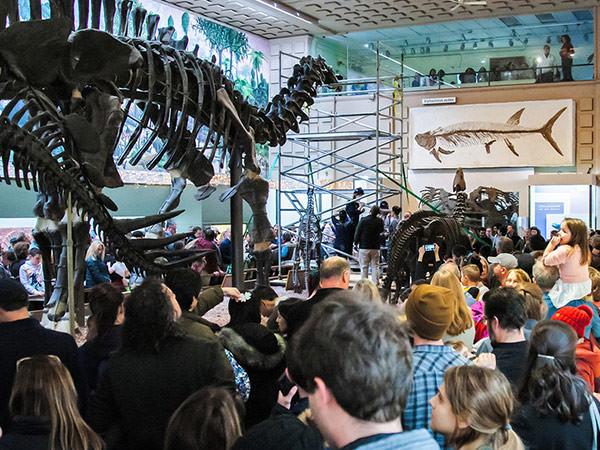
[448,0,487,12]
[254,0,317,25]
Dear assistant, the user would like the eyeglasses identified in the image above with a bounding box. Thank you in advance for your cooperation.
[16,354,61,369]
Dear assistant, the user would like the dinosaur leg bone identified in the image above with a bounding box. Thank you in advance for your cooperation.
[215,88,259,173]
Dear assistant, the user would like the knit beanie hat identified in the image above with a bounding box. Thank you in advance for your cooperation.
[406,284,454,340]
[552,305,593,338]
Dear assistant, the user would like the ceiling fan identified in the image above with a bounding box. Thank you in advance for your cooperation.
[448,0,488,12]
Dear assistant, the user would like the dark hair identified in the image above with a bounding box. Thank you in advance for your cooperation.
[13,241,30,260]
[88,283,123,338]
[452,244,468,260]
[591,234,600,251]
[392,206,401,215]
[338,210,348,221]
[164,268,203,311]
[0,279,29,311]
[29,248,41,257]
[288,292,413,422]
[307,269,320,297]
[370,206,380,217]
[277,297,304,338]
[518,320,589,422]
[282,232,292,243]
[204,229,217,241]
[228,294,261,327]
[250,286,278,303]
[122,278,181,353]
[561,34,572,44]
[4,250,16,263]
[484,287,527,331]
[164,387,243,450]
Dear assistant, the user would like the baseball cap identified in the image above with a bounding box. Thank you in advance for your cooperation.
[487,253,518,269]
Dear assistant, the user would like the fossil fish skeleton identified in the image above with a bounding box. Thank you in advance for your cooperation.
[414,107,567,162]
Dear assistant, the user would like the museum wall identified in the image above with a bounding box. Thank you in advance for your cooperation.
[402,80,600,217]
[0,182,251,233]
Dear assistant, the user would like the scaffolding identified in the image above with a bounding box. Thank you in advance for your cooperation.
[275,43,407,275]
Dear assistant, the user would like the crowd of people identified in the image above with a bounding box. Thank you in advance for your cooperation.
[2,214,600,449]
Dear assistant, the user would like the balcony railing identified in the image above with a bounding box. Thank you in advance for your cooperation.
[320,63,594,96]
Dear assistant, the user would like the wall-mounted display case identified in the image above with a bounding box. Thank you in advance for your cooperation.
[529,174,599,237]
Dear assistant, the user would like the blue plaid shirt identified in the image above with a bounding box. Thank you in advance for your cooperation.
[402,345,470,448]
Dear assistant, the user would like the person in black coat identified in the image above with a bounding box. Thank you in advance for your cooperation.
[87,278,235,450]
[354,206,384,283]
[222,291,286,428]
[513,320,600,449]
[0,279,86,429]
[78,283,124,392]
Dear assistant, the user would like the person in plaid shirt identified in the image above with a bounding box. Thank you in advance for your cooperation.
[288,292,439,450]
[402,284,470,448]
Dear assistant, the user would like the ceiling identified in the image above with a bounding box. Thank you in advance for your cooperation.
[332,9,594,50]
[158,0,600,38]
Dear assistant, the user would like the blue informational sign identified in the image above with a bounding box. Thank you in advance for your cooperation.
[534,202,564,236]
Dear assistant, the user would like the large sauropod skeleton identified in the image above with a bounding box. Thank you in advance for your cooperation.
[0,2,337,322]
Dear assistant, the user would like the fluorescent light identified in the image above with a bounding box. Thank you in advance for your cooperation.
[254,0,315,25]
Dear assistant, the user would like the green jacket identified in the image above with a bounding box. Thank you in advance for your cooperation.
[178,287,225,341]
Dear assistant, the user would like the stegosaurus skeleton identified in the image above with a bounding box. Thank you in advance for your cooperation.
[0,2,337,322]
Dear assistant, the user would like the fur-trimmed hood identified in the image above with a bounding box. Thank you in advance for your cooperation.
[218,326,286,371]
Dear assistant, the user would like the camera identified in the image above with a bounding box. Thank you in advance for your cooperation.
[424,244,435,252]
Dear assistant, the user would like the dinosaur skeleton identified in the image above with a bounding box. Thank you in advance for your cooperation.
[382,169,468,303]
[420,172,519,227]
[0,2,337,322]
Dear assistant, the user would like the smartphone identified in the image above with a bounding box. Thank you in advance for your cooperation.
[424,244,435,252]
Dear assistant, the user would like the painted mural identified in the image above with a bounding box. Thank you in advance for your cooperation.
[17,0,271,176]
[409,99,575,169]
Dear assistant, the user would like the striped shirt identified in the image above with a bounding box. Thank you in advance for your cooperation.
[402,345,470,448]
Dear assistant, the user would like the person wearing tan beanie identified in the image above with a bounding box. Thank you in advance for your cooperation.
[403,284,470,448]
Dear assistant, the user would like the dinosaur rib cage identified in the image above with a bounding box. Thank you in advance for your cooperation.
[0,89,178,275]
[383,210,464,302]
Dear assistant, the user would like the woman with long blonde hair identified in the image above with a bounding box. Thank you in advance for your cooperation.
[430,365,524,450]
[0,355,104,450]
[432,269,475,349]
[85,240,110,288]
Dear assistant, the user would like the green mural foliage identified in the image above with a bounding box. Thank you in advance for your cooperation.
[181,12,189,34]
[193,18,249,77]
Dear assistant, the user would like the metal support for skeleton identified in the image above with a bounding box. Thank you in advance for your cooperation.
[231,151,244,289]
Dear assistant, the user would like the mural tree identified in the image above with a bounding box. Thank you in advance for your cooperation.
[193,18,248,76]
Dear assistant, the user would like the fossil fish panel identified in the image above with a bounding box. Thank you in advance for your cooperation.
[409,99,575,169]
